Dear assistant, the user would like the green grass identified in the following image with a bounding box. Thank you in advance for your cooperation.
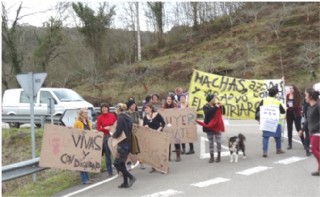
[2,128,107,197]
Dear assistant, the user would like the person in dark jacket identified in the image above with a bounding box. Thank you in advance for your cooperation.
[112,103,136,188]
[299,99,311,156]
[286,85,304,149]
[304,88,320,176]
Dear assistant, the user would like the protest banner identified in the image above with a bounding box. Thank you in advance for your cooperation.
[39,124,103,173]
[108,125,169,173]
[158,108,197,144]
[188,69,284,119]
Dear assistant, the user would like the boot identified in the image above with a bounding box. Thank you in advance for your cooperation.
[287,141,292,150]
[181,144,186,154]
[186,143,195,154]
[277,149,285,154]
[300,134,305,147]
[216,152,221,162]
[176,149,181,162]
[208,153,214,163]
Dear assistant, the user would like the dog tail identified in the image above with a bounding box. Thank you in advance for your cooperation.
[238,133,246,141]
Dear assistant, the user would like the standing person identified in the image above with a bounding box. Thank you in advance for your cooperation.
[142,94,152,118]
[257,86,286,157]
[163,94,181,162]
[299,99,311,156]
[201,93,224,163]
[96,103,117,177]
[73,108,93,184]
[151,93,162,111]
[126,99,145,170]
[112,103,136,188]
[143,103,166,172]
[178,94,195,155]
[286,85,304,149]
[304,88,320,176]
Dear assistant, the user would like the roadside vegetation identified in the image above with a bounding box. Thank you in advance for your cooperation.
[1,2,319,196]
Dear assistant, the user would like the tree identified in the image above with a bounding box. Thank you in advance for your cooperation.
[33,17,63,72]
[146,2,165,47]
[72,2,115,80]
[2,2,24,88]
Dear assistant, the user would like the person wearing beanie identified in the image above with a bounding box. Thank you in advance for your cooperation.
[256,86,286,158]
[197,93,225,163]
[125,99,145,170]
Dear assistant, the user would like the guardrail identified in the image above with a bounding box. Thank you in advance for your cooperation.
[2,158,48,182]
[1,106,143,182]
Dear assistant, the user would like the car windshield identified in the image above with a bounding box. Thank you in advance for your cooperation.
[53,89,84,102]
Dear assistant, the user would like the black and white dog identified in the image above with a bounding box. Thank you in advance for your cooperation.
[228,133,246,163]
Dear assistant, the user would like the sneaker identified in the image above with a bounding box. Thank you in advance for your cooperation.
[311,171,320,176]
[118,183,129,188]
[128,176,136,188]
[82,180,93,184]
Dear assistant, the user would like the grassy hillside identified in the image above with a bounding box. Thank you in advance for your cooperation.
[1,2,319,196]
[78,2,319,106]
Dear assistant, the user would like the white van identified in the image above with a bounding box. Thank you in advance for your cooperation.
[2,88,95,128]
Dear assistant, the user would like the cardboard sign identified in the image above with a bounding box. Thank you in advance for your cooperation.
[135,125,170,173]
[108,124,170,173]
[158,108,198,144]
[39,124,103,173]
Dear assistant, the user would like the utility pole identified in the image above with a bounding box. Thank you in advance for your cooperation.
[136,2,142,61]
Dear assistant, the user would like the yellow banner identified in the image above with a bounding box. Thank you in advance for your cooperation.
[188,69,285,119]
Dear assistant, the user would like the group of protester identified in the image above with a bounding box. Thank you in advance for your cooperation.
[73,85,320,187]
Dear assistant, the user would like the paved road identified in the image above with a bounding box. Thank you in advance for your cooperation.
[51,120,319,197]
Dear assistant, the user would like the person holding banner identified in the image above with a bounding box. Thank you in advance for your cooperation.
[304,88,320,176]
[198,93,224,163]
[143,103,166,172]
[112,103,137,188]
[163,94,182,162]
[257,86,286,158]
[178,94,195,155]
[73,108,93,184]
[96,103,117,177]
[286,85,304,150]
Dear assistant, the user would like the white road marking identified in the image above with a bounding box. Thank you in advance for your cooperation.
[141,189,183,197]
[190,177,231,188]
[62,162,141,197]
[200,137,244,159]
[274,156,307,165]
[236,166,272,176]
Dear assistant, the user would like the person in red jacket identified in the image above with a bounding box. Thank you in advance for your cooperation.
[96,103,117,176]
[196,93,225,163]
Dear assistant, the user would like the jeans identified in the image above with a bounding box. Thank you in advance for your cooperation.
[262,124,282,153]
[103,135,113,175]
[80,171,89,183]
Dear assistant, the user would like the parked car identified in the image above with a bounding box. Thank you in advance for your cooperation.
[2,88,95,128]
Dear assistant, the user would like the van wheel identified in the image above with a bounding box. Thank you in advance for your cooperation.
[9,122,20,128]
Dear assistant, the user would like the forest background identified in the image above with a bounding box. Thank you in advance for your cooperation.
[1,2,320,196]
[2,2,319,106]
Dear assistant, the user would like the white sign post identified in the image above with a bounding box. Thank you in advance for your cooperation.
[16,72,47,181]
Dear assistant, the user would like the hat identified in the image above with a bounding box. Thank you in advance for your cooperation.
[206,94,215,102]
[126,100,136,109]
[268,86,279,97]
